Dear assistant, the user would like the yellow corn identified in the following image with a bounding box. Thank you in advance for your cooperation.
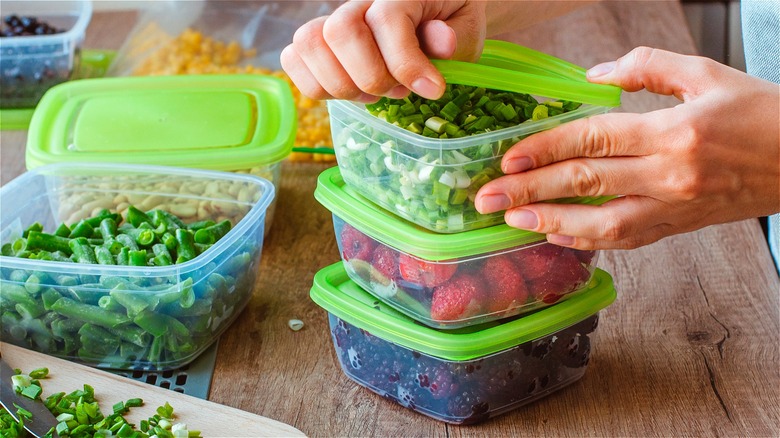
[131,27,335,162]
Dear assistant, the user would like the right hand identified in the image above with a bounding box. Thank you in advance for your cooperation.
[280,0,487,102]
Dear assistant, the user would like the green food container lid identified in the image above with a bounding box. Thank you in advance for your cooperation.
[310,262,616,361]
[25,74,296,171]
[315,166,609,261]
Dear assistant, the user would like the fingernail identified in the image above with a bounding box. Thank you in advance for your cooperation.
[355,93,379,104]
[386,85,410,99]
[507,209,538,229]
[587,61,616,79]
[411,77,442,99]
[503,157,533,173]
[547,234,575,246]
[476,194,510,213]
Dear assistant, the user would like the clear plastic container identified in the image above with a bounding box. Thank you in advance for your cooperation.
[0,0,92,108]
[25,74,295,235]
[315,167,600,329]
[329,99,609,233]
[310,262,617,424]
[0,163,275,370]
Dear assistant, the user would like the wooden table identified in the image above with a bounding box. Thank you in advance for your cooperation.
[2,2,778,437]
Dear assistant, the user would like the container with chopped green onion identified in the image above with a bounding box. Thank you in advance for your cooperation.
[327,40,621,233]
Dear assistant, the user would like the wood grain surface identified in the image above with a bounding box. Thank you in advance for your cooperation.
[1,2,778,437]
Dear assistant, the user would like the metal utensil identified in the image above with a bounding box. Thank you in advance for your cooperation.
[0,351,59,437]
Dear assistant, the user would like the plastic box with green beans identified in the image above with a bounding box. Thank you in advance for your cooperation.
[0,163,275,370]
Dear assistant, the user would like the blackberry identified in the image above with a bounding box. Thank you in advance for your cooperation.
[531,337,555,359]
[447,392,490,421]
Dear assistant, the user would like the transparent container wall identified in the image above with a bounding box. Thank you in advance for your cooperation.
[237,161,281,236]
[332,214,598,329]
[329,100,609,233]
[0,164,273,370]
[328,312,599,424]
[0,0,91,108]
[108,1,339,76]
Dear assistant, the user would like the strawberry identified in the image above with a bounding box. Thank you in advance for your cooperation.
[398,253,457,288]
[430,273,484,321]
[570,248,596,265]
[481,255,529,314]
[340,223,376,261]
[510,243,564,282]
[370,244,400,285]
[527,250,592,303]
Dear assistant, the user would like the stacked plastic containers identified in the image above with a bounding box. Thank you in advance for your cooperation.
[309,41,622,424]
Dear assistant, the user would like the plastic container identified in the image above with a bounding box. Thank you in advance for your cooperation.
[315,167,602,329]
[25,74,296,234]
[0,0,92,109]
[0,162,275,370]
[310,262,617,424]
[107,1,337,75]
[329,40,621,233]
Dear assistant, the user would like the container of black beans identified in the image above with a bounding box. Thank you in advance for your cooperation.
[0,0,92,109]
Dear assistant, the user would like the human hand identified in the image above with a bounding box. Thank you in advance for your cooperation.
[280,0,487,102]
[475,47,780,250]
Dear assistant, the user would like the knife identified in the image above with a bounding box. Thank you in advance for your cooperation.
[0,351,59,437]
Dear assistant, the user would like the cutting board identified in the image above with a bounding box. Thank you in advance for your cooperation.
[1,343,305,437]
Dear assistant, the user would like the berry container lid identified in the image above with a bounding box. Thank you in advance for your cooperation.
[315,166,608,261]
[25,74,296,171]
[310,262,616,361]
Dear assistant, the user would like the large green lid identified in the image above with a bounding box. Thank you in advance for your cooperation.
[315,166,608,261]
[310,262,616,361]
[433,40,622,107]
[26,74,296,171]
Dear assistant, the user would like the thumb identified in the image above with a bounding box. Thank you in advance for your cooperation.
[418,5,486,62]
[586,46,713,99]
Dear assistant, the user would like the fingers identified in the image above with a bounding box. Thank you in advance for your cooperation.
[282,1,484,101]
[364,2,446,99]
[477,152,672,214]
[504,197,679,250]
[499,112,662,174]
[586,46,720,99]
[287,16,376,102]
[323,2,406,98]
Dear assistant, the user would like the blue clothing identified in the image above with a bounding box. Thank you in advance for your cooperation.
[741,0,780,273]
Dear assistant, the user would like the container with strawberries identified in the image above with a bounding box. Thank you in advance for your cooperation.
[315,167,599,329]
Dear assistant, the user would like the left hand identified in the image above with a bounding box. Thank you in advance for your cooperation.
[474,47,780,250]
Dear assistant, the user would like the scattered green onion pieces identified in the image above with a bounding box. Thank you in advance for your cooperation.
[2,367,202,438]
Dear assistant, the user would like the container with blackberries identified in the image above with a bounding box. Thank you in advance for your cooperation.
[0,1,92,108]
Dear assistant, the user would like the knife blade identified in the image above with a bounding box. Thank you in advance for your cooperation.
[0,352,59,437]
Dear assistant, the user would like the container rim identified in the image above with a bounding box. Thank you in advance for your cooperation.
[0,0,92,47]
[328,99,608,151]
[310,262,617,361]
[0,162,275,277]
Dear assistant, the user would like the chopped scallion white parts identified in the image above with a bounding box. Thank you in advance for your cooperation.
[288,319,304,331]
[438,171,456,189]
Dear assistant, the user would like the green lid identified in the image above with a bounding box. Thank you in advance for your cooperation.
[432,40,622,107]
[26,74,296,171]
[310,262,616,361]
[315,166,609,261]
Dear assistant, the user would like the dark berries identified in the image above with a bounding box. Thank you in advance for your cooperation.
[329,314,598,424]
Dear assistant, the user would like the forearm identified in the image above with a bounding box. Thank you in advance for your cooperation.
[484,0,601,36]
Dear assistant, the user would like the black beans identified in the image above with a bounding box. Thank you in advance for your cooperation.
[1,15,63,37]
